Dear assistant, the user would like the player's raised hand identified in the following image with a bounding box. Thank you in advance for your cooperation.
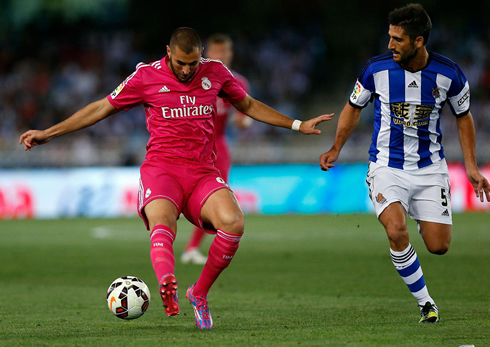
[19,130,50,151]
[466,168,490,202]
[319,148,339,171]
[299,113,334,135]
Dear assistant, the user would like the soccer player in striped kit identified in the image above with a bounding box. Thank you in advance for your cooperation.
[320,4,490,323]
[20,27,333,329]
[181,33,251,265]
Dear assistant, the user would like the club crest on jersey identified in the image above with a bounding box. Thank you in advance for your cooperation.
[432,87,440,99]
[375,193,387,204]
[111,81,126,99]
[201,77,211,90]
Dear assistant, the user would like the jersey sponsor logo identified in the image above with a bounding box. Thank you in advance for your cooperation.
[201,77,211,90]
[391,102,434,127]
[407,80,418,88]
[161,104,214,118]
[111,82,126,99]
[145,188,151,198]
[457,90,470,106]
[375,193,387,204]
[216,177,225,184]
[159,86,170,93]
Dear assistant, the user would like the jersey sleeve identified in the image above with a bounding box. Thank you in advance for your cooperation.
[217,64,247,104]
[349,61,375,109]
[106,68,145,111]
[447,64,470,117]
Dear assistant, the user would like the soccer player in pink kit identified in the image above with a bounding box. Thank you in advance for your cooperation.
[181,33,251,265]
[20,27,333,329]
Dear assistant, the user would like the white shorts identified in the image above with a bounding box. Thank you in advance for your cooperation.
[366,159,452,225]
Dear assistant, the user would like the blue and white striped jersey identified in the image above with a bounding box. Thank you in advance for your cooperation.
[349,52,470,170]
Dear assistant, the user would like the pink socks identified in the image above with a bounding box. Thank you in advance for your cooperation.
[150,225,176,281]
[193,229,241,297]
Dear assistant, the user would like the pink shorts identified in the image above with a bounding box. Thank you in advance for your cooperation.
[138,159,232,232]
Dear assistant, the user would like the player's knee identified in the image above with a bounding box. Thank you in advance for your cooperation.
[427,242,449,255]
[385,222,408,244]
[148,216,177,232]
[216,209,244,235]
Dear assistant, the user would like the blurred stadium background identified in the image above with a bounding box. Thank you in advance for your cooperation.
[1,0,490,219]
[1,1,490,344]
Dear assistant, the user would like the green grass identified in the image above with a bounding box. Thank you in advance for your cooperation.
[0,213,489,346]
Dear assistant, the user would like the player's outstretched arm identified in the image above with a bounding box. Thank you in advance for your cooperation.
[320,102,362,171]
[456,112,490,202]
[232,95,334,135]
[20,98,119,151]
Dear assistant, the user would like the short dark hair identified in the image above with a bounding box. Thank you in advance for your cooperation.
[206,33,233,49]
[169,27,202,54]
[388,3,432,45]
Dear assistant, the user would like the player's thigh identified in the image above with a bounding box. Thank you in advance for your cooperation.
[144,199,180,233]
[139,161,184,232]
[409,183,452,225]
[417,220,451,254]
[183,170,242,234]
[366,162,410,219]
[200,188,244,235]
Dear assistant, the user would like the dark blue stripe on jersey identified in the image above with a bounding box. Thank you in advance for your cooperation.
[388,69,405,169]
[369,97,382,162]
[417,70,437,168]
[408,276,426,293]
[436,113,445,160]
[359,53,392,81]
[397,257,420,277]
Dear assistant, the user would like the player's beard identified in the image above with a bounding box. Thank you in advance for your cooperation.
[394,45,418,66]
[170,62,195,82]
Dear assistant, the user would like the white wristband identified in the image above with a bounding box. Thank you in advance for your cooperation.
[291,119,302,131]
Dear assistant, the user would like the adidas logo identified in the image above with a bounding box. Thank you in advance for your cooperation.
[158,86,170,93]
[408,80,418,88]
[441,209,450,216]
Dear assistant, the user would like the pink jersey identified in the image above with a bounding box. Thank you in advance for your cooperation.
[107,56,247,165]
[214,71,250,138]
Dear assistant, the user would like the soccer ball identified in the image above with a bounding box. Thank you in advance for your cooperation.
[107,276,151,320]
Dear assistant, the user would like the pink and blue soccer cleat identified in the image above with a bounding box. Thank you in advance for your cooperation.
[186,284,213,329]
[159,273,179,316]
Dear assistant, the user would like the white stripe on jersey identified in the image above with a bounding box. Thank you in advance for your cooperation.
[403,71,422,170]
[429,74,451,163]
[373,70,390,166]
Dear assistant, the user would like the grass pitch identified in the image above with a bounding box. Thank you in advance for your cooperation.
[1,213,489,346]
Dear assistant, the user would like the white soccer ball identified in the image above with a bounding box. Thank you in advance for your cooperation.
[107,276,151,320]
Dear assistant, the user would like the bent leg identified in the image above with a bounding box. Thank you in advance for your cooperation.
[193,188,244,297]
[200,188,244,235]
[418,221,451,255]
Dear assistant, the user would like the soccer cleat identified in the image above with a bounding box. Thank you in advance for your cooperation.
[186,284,213,329]
[181,248,207,265]
[419,301,439,323]
[159,273,179,317]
